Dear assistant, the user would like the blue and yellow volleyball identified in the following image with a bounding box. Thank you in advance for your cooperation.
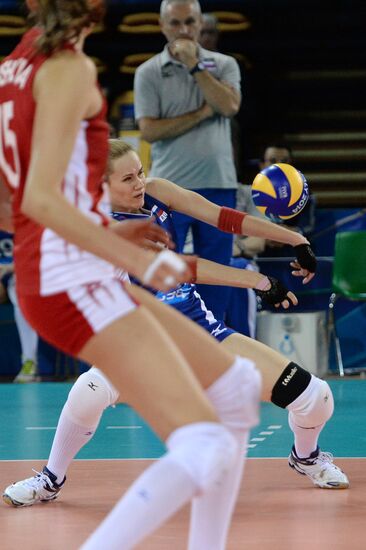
[251,163,309,221]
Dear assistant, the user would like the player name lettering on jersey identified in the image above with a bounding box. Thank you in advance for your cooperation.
[0,59,33,90]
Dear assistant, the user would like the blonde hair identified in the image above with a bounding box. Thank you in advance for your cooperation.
[33,0,105,54]
[107,139,135,175]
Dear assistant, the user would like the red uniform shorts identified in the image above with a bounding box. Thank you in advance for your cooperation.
[19,278,138,357]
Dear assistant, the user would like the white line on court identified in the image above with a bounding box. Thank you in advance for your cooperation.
[247,425,283,450]
[1,457,363,462]
[106,426,142,429]
[25,427,56,430]
[25,426,281,433]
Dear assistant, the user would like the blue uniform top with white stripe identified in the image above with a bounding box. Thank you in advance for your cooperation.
[111,194,234,342]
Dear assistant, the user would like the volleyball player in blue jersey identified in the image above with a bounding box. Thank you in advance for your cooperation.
[4,140,348,515]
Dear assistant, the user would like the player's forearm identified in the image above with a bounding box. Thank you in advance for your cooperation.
[241,215,308,246]
[177,196,307,248]
[139,109,208,142]
[193,71,240,117]
[196,258,263,288]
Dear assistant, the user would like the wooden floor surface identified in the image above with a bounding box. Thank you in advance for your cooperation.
[1,458,364,550]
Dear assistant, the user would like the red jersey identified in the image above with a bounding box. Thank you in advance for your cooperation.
[0,28,113,295]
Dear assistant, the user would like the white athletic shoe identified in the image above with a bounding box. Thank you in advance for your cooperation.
[3,467,65,507]
[288,446,349,489]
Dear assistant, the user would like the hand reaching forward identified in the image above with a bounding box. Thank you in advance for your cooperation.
[138,250,196,293]
[291,243,317,284]
[254,276,298,310]
[110,217,173,252]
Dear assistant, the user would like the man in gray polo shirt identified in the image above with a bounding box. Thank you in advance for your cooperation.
[134,0,241,319]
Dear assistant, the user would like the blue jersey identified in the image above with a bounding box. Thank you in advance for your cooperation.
[111,193,234,342]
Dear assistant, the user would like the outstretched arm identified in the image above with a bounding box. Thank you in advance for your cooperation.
[195,257,297,310]
[146,178,316,283]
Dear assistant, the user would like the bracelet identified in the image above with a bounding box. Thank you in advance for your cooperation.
[217,207,246,234]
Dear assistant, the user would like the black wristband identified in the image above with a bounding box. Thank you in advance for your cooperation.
[189,61,205,75]
[294,243,317,273]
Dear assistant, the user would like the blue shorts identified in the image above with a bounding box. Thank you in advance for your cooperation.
[156,284,235,343]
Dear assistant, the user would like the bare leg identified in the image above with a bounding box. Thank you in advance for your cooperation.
[221,332,334,459]
[221,332,287,402]
[127,284,241,390]
[79,290,258,549]
[125,286,261,550]
[79,304,220,438]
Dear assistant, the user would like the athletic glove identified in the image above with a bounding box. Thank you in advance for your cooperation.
[254,276,291,306]
[293,243,317,273]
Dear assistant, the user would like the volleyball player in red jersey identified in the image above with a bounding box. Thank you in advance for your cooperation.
[0,2,265,549]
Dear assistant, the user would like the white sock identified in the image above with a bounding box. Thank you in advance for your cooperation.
[80,422,238,550]
[47,368,119,483]
[47,408,95,483]
[189,437,249,550]
[287,375,334,459]
[188,357,261,550]
[288,415,324,459]
[80,455,196,550]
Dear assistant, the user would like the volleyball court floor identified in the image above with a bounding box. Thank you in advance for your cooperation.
[0,379,365,549]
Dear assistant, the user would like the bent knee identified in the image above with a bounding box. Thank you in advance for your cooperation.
[167,422,238,493]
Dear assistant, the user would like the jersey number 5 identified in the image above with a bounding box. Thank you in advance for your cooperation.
[0,101,20,189]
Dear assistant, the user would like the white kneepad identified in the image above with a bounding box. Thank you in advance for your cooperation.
[88,367,120,405]
[290,376,334,429]
[166,422,238,494]
[206,356,261,433]
[66,367,120,427]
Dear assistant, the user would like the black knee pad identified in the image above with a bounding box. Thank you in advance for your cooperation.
[271,362,311,409]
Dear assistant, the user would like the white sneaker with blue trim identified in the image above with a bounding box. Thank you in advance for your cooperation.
[289,446,349,489]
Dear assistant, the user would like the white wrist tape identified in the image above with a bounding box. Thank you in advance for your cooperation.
[142,250,186,285]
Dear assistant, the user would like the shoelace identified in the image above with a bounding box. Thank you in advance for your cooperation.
[20,469,54,491]
[315,452,334,465]
[315,452,345,476]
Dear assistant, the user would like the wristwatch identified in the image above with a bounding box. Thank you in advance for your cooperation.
[189,61,205,75]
